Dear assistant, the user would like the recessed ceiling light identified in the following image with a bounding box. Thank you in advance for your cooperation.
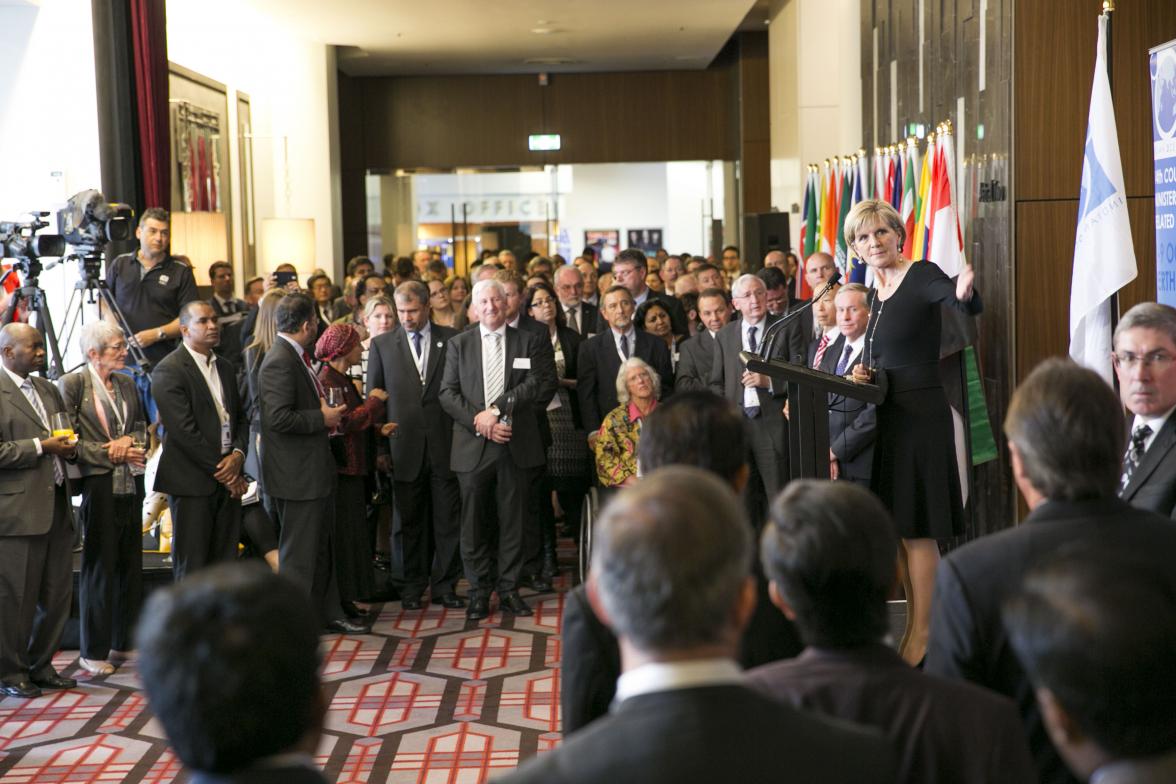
[531,27,554,34]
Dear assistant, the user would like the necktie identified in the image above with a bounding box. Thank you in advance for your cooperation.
[812,334,830,369]
[747,326,758,353]
[620,333,630,359]
[567,306,580,334]
[1120,424,1154,493]
[412,331,422,356]
[22,379,63,485]
[835,344,854,375]
[484,332,505,405]
[301,349,326,397]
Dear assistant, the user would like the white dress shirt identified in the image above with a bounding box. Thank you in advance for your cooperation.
[1130,405,1176,454]
[614,658,744,705]
[612,326,638,364]
[741,316,767,409]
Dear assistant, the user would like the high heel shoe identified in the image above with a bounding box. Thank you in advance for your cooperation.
[79,657,116,676]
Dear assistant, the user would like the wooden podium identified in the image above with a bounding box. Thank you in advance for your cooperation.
[741,351,885,480]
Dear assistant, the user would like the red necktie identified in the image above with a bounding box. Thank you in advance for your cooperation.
[812,334,830,369]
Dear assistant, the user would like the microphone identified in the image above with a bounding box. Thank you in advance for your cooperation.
[758,269,842,362]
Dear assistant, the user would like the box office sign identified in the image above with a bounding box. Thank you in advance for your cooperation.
[418,196,553,223]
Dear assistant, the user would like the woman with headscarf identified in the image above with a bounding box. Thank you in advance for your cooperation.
[316,324,388,618]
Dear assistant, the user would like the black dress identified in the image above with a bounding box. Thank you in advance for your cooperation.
[865,261,982,540]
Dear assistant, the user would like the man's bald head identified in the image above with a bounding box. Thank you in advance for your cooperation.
[0,322,45,375]
[764,250,787,270]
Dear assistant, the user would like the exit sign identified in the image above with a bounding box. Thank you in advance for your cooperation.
[528,134,561,151]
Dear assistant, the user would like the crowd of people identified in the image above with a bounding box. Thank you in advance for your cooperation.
[2,201,1175,784]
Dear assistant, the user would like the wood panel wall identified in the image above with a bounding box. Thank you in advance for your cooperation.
[1013,0,1176,382]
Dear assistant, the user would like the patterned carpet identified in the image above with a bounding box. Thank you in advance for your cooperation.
[0,574,572,784]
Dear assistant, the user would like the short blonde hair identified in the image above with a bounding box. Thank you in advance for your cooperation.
[615,357,661,404]
[844,199,905,250]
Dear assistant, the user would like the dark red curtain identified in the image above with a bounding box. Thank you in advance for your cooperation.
[129,0,169,209]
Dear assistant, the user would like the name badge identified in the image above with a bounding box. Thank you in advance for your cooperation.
[221,421,232,451]
[159,274,170,285]
[512,357,531,369]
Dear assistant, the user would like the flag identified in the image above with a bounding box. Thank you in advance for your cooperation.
[900,146,917,257]
[835,160,854,275]
[1070,13,1137,383]
[799,169,817,300]
[820,163,837,254]
[890,151,904,212]
[927,138,966,277]
[912,137,935,259]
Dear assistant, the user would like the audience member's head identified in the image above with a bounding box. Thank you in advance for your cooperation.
[804,252,837,293]
[601,285,635,332]
[660,255,684,289]
[761,480,897,649]
[136,563,323,776]
[243,276,265,306]
[835,283,870,342]
[698,288,731,335]
[611,249,650,297]
[757,266,789,315]
[637,391,747,490]
[1112,302,1176,420]
[554,264,583,308]
[731,274,767,324]
[763,250,787,271]
[673,271,699,298]
[275,292,316,347]
[589,467,755,662]
[347,255,375,280]
[576,259,599,300]
[1004,358,1125,507]
[695,262,725,292]
[1003,543,1176,781]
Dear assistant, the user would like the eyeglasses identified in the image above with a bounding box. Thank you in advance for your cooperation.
[104,342,129,352]
[1112,351,1175,371]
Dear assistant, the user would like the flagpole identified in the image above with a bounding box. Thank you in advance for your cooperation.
[1104,0,1120,346]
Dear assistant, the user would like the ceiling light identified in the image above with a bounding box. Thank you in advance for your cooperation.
[525,57,578,65]
[531,27,554,34]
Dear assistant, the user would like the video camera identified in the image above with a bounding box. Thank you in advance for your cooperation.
[56,189,133,280]
[0,215,66,280]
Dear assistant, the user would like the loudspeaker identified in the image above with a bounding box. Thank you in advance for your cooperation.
[742,212,791,271]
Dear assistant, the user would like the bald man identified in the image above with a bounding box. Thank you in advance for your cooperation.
[0,324,79,698]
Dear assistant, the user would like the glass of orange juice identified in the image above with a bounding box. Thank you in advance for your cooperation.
[50,412,77,445]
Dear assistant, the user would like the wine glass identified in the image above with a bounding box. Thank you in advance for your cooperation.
[130,420,148,476]
[500,392,516,426]
[327,387,345,408]
[49,412,77,445]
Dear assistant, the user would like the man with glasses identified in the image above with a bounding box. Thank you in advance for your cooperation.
[594,249,688,337]
[1113,302,1176,517]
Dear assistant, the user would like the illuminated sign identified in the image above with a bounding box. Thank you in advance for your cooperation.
[528,134,561,151]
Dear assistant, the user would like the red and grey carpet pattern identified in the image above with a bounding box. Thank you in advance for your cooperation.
[0,577,572,784]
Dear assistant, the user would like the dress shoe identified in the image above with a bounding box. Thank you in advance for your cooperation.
[499,591,533,616]
[30,672,76,690]
[521,574,552,592]
[401,596,424,610]
[0,679,41,699]
[432,592,466,609]
[325,618,371,635]
[79,658,116,676]
[466,592,490,621]
[342,601,369,619]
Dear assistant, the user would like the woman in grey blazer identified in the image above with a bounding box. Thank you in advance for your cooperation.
[59,322,147,676]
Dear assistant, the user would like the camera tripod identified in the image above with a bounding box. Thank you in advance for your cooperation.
[0,254,149,380]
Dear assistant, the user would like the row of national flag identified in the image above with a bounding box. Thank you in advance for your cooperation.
[796,123,966,299]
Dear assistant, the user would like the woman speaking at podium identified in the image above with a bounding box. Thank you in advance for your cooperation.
[845,199,981,667]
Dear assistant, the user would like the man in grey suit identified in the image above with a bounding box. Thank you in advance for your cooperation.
[673,288,730,392]
[503,467,893,784]
[366,281,463,611]
[440,279,557,620]
[822,283,876,486]
[0,323,78,698]
[926,358,1176,784]
[258,294,365,634]
[710,274,791,523]
[1113,302,1176,517]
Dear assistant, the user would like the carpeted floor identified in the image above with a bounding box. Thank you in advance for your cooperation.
[0,573,572,784]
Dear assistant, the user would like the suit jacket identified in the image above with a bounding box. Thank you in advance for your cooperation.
[562,300,598,338]
[552,325,585,430]
[505,682,894,784]
[0,370,73,536]
[818,335,876,483]
[210,296,249,373]
[674,330,718,392]
[595,290,689,337]
[439,324,557,472]
[59,368,144,477]
[258,337,336,500]
[1119,413,1176,518]
[576,330,673,433]
[926,496,1176,784]
[749,644,1036,784]
[366,323,456,482]
[152,345,250,497]
[709,315,789,454]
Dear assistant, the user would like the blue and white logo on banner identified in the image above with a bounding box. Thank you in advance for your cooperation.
[1151,39,1176,305]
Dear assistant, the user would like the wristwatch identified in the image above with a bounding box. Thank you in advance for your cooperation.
[488,405,501,418]
[156,327,165,341]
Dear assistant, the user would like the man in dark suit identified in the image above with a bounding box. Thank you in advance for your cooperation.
[750,480,1035,784]
[1003,542,1176,784]
[137,563,329,784]
[439,279,557,620]
[258,294,364,634]
[560,392,803,736]
[1113,302,1176,517]
[594,248,688,337]
[506,466,893,784]
[153,301,250,581]
[554,263,597,337]
[674,288,730,392]
[578,285,673,436]
[823,283,875,486]
[0,323,78,699]
[208,261,249,377]
[710,274,791,522]
[366,281,463,611]
[806,282,842,369]
[926,358,1176,784]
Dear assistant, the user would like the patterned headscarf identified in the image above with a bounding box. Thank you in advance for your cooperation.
[315,323,360,361]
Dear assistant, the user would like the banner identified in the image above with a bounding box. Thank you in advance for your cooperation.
[1151,37,1176,306]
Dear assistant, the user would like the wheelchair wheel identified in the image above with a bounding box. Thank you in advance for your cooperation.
[578,486,599,583]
